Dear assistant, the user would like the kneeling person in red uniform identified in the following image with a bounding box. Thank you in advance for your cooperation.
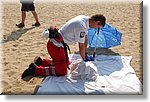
[21,27,70,79]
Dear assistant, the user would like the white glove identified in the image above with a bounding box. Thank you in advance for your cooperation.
[42,29,49,39]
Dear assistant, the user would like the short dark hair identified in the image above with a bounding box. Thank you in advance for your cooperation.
[91,14,106,27]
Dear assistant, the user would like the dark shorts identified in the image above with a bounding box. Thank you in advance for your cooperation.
[21,3,35,11]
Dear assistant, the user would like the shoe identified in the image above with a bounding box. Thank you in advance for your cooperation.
[34,56,42,66]
[32,22,41,27]
[16,23,25,28]
[21,63,36,79]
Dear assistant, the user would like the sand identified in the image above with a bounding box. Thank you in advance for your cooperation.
[1,0,142,94]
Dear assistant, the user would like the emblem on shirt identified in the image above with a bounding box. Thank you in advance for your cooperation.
[80,31,85,38]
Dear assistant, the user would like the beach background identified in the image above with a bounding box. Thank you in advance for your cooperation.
[0,0,142,94]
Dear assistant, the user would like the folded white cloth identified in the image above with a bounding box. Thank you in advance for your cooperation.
[69,60,98,81]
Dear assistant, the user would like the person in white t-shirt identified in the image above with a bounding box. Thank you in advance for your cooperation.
[58,14,106,61]
[21,14,106,79]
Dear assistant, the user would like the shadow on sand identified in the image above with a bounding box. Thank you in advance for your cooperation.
[87,48,120,55]
[75,48,120,56]
[2,27,36,44]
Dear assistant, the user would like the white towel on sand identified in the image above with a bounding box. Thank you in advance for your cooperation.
[36,54,142,95]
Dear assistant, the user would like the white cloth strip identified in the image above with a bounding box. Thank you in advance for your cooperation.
[51,66,56,76]
[45,67,50,76]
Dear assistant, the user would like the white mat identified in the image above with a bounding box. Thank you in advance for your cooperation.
[36,54,142,95]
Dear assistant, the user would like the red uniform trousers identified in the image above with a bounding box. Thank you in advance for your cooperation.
[35,40,69,76]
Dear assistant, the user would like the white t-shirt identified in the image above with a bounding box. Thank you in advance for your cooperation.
[59,15,89,45]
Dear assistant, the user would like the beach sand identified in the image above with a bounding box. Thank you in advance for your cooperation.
[1,1,142,94]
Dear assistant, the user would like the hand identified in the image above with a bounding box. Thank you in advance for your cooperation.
[48,26,59,38]
[84,53,95,61]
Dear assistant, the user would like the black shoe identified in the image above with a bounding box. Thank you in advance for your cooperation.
[34,56,42,66]
[21,63,36,79]
[16,23,25,28]
[32,22,40,27]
